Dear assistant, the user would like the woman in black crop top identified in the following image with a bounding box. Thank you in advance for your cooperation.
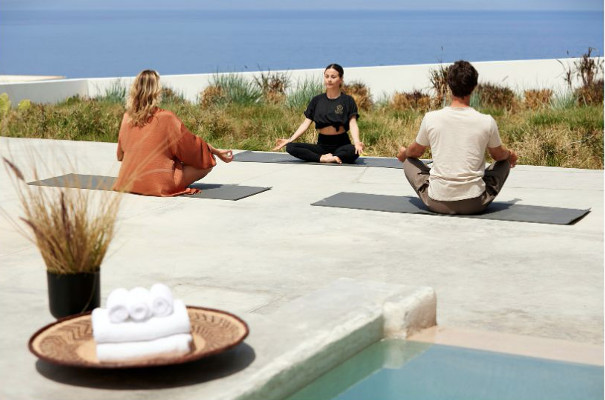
[273,64,364,164]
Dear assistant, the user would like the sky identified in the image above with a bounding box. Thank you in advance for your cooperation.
[1,0,603,11]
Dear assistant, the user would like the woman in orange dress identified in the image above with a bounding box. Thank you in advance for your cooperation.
[113,70,233,196]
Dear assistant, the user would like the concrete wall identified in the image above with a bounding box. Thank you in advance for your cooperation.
[0,79,89,106]
[0,58,600,105]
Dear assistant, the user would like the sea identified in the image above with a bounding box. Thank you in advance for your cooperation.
[0,9,603,78]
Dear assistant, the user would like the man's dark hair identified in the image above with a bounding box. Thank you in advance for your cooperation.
[447,60,478,97]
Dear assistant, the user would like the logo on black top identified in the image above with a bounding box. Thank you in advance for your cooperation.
[335,104,344,115]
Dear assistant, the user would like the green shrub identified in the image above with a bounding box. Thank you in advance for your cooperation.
[551,91,577,110]
[17,99,32,112]
[0,93,11,117]
[61,95,84,106]
[96,79,127,104]
[529,112,564,126]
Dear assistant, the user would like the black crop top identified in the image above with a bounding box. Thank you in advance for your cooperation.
[304,93,359,131]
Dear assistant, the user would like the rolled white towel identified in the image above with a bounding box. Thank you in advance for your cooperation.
[106,288,130,323]
[96,333,193,363]
[127,287,152,322]
[150,283,174,317]
[92,299,191,343]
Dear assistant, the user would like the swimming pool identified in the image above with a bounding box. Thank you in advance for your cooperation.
[286,339,603,400]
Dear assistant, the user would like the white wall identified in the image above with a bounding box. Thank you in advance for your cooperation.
[0,79,89,106]
[0,58,599,105]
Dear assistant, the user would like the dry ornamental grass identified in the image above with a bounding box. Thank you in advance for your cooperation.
[391,91,431,112]
[343,82,373,111]
[2,158,121,274]
[476,83,518,111]
[524,89,553,110]
[199,85,226,109]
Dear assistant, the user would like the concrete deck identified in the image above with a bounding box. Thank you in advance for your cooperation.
[0,137,603,399]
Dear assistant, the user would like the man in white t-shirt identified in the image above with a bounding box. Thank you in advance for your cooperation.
[397,60,518,215]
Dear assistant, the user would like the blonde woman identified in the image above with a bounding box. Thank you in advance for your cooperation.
[113,70,233,196]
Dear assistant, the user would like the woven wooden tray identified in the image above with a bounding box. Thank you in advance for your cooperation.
[29,306,249,368]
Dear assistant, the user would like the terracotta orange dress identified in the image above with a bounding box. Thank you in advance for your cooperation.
[113,109,216,196]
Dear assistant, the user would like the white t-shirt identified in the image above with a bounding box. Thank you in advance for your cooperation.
[415,106,502,201]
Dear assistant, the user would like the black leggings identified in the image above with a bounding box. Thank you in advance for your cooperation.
[286,133,358,164]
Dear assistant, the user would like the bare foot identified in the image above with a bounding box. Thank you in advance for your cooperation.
[319,154,342,164]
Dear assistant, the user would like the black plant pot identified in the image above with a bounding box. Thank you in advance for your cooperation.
[47,271,100,319]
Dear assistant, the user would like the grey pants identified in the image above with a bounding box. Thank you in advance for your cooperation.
[403,158,511,215]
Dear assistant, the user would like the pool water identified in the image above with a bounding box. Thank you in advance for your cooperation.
[286,339,604,400]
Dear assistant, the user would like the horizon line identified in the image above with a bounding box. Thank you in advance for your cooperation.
[2,7,603,12]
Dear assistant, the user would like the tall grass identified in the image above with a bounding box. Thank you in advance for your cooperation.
[207,73,262,105]
[96,79,127,104]
[549,90,577,110]
[2,90,602,169]
[428,63,450,108]
[559,48,604,106]
[1,56,603,169]
[286,77,323,110]
[1,99,124,142]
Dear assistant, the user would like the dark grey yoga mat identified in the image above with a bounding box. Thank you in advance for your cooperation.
[29,173,270,201]
[233,150,407,168]
[311,192,590,225]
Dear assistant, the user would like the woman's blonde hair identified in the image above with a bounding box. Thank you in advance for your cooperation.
[126,69,162,127]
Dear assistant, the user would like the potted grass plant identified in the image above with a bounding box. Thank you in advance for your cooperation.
[3,157,121,319]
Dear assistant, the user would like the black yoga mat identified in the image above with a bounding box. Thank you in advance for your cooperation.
[233,151,409,169]
[311,192,590,225]
[29,173,270,201]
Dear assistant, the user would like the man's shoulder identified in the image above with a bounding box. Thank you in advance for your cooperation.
[436,107,495,122]
[470,107,495,120]
[422,108,447,120]
[472,110,498,129]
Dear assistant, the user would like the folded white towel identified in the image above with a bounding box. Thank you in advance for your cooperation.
[96,333,193,363]
[149,283,174,317]
[106,288,130,323]
[127,286,152,322]
[92,299,191,343]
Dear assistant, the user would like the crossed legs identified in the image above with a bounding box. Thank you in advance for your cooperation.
[175,164,213,191]
[286,142,359,164]
[403,158,510,214]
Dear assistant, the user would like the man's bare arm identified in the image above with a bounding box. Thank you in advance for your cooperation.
[397,142,427,162]
[488,145,518,167]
